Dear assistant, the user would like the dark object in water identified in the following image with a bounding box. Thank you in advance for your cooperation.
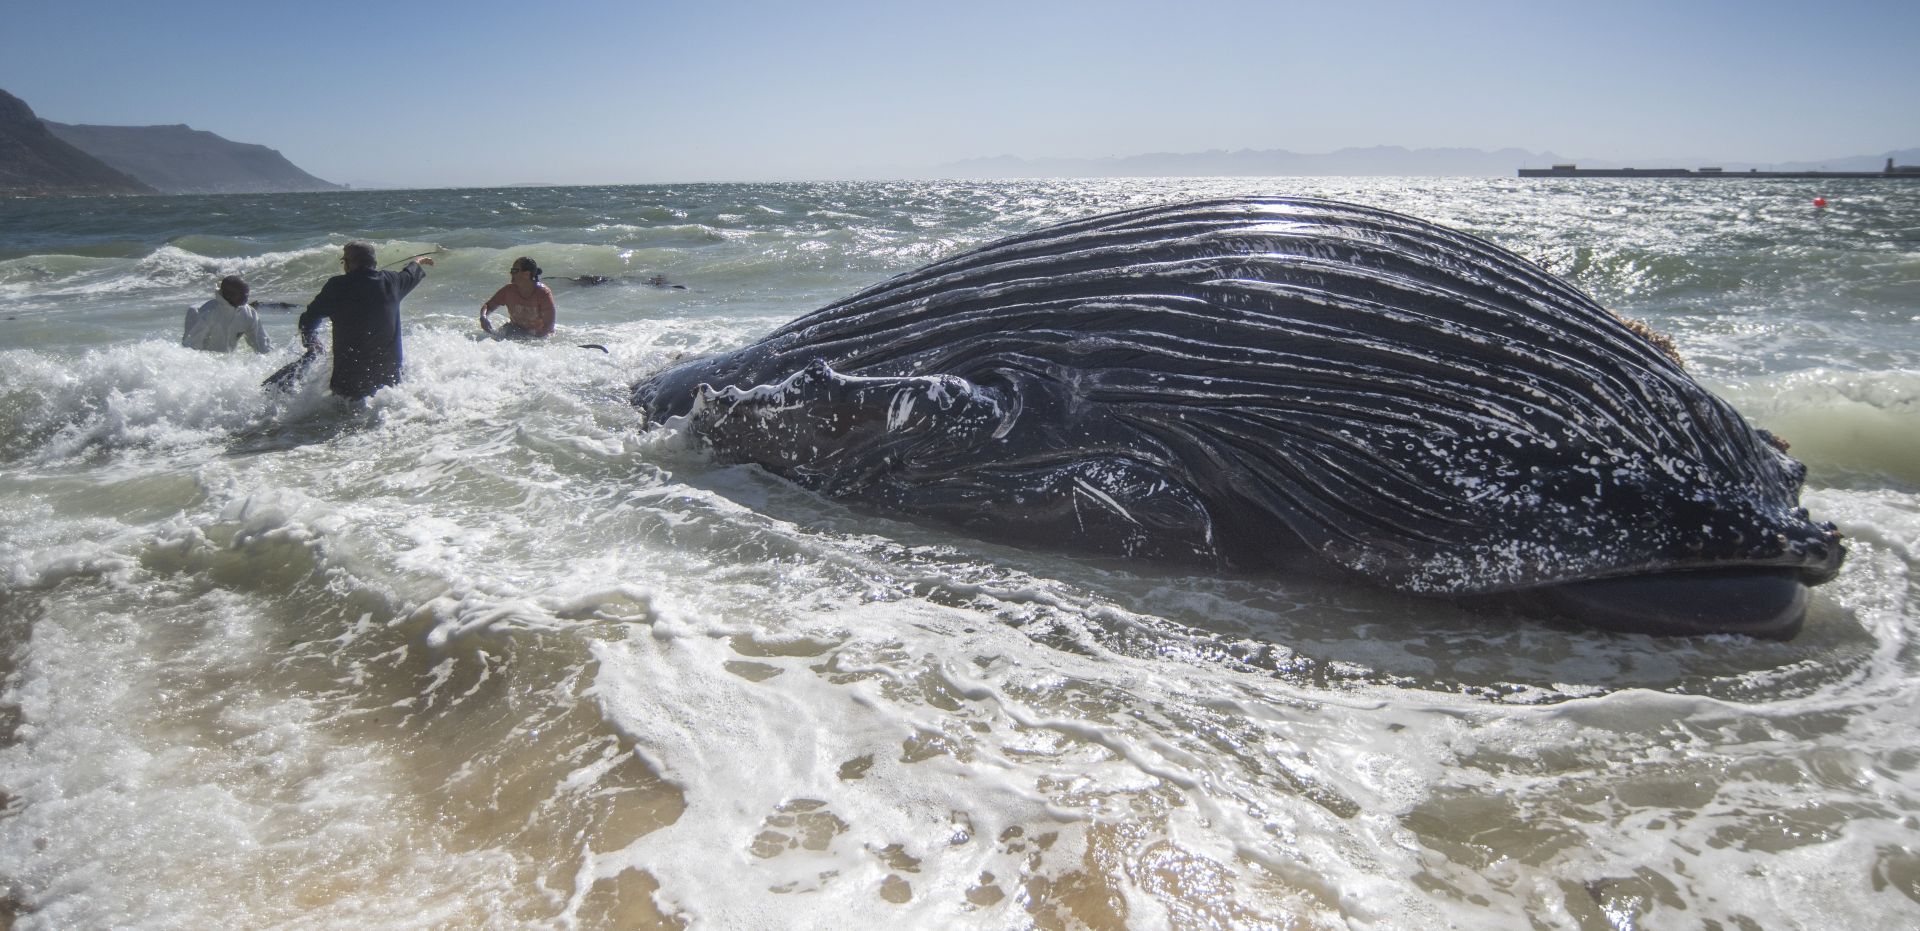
[262,346,320,392]
[486,322,545,341]
[632,197,1845,637]
[552,274,685,290]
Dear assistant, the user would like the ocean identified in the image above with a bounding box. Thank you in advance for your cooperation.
[1,178,1916,929]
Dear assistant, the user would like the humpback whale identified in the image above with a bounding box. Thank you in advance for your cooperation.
[633,197,1845,637]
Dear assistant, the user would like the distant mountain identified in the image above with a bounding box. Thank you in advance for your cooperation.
[935,145,1576,179]
[1734,148,1920,172]
[47,121,339,194]
[0,89,153,195]
[932,145,1920,179]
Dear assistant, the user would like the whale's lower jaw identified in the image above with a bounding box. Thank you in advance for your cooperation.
[1510,568,1810,639]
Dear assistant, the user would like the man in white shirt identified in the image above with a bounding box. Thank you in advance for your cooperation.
[183,275,272,353]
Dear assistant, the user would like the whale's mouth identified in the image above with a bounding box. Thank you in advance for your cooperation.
[1521,568,1811,639]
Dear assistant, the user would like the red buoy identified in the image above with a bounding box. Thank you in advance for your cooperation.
[1813,197,1827,208]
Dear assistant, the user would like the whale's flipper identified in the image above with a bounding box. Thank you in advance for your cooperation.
[683,360,1218,562]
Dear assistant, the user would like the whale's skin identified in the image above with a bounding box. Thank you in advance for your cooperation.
[633,197,1844,631]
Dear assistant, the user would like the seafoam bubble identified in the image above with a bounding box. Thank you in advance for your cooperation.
[128,243,343,293]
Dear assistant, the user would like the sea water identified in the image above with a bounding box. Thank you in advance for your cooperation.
[0,178,1916,929]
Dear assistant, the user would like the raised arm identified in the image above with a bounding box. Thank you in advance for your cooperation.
[394,257,431,298]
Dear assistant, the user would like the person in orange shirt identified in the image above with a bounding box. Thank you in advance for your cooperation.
[480,256,556,339]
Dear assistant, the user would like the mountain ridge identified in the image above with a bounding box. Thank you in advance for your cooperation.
[46,120,340,194]
[0,89,153,195]
[1,86,339,195]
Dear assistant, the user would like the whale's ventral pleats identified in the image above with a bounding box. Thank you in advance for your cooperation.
[634,196,1845,637]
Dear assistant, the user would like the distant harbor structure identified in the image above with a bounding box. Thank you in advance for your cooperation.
[1520,157,1920,179]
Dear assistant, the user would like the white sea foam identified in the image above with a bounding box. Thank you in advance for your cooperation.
[1718,368,1920,484]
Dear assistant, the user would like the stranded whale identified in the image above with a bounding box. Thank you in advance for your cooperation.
[632,197,1845,637]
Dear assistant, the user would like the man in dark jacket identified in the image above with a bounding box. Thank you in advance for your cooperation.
[297,242,435,400]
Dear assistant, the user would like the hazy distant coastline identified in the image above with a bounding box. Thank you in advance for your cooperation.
[46,121,339,194]
[924,144,1920,180]
[1,87,337,196]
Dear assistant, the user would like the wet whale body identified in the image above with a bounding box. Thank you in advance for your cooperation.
[633,197,1845,637]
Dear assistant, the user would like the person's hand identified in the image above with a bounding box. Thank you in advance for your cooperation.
[479,309,494,334]
[416,256,435,267]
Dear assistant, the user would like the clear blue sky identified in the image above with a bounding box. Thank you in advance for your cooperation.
[4,0,1915,187]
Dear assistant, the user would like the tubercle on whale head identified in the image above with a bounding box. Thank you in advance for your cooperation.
[1573,459,1843,590]
[1790,520,1846,585]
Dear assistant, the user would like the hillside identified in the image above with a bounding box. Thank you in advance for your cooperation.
[0,89,153,195]
[47,121,340,193]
